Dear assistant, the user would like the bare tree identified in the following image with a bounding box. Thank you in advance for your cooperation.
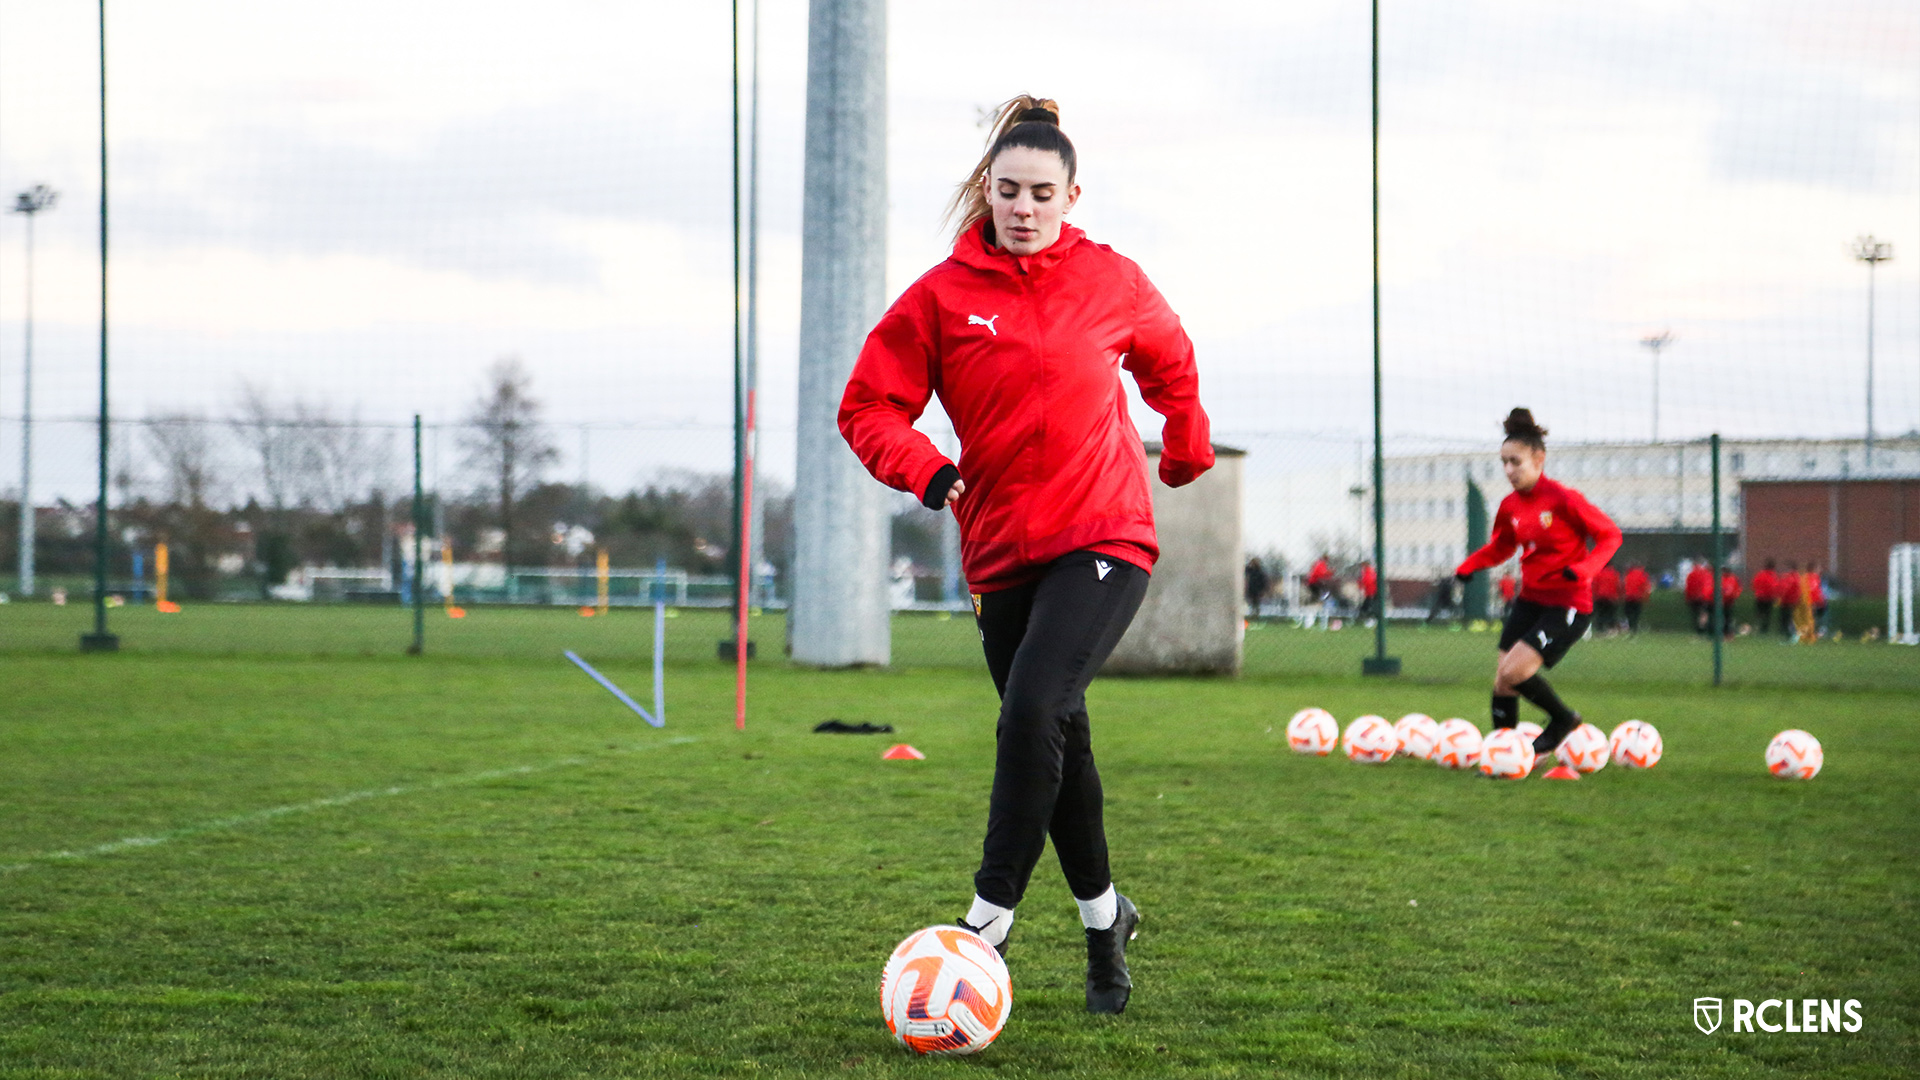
[232,381,299,511]
[459,357,557,577]
[145,413,222,509]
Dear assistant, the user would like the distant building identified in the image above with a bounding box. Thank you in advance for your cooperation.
[1379,437,1920,583]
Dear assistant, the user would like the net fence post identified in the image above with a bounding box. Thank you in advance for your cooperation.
[409,414,425,655]
[1710,433,1723,686]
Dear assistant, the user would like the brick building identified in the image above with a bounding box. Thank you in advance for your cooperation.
[1742,479,1920,598]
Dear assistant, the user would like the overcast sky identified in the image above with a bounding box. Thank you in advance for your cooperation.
[1,0,1915,524]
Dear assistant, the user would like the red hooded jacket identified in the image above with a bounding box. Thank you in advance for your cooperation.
[1456,476,1622,613]
[1624,567,1652,602]
[1685,564,1713,603]
[1593,566,1622,602]
[840,222,1213,593]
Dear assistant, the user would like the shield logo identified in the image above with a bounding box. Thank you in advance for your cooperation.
[1694,997,1723,1034]
[971,593,983,618]
[1539,510,1554,528]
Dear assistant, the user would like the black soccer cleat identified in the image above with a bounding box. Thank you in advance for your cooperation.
[956,918,1009,959]
[1085,894,1139,1015]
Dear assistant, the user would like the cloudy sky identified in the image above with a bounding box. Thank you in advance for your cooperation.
[0,0,1915,543]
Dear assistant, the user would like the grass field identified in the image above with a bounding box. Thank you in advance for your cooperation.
[2,605,1916,1077]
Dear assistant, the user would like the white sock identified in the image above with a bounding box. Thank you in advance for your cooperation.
[1077,885,1118,931]
[964,896,1014,946]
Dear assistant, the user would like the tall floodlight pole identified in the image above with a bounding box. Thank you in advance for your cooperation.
[1363,0,1399,676]
[11,185,57,597]
[792,0,891,667]
[1852,236,1892,469]
[81,0,117,652]
[1639,331,1672,443]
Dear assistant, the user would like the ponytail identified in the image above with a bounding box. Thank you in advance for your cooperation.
[1502,408,1548,452]
[943,95,1077,240]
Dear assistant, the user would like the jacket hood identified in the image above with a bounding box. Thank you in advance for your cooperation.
[950,219,1087,276]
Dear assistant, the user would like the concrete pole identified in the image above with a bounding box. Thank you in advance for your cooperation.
[791,0,890,666]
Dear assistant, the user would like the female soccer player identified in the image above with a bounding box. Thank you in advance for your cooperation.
[1455,409,1621,760]
[839,96,1213,1014]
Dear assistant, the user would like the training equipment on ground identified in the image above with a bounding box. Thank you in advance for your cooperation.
[1540,764,1581,780]
[1516,720,1544,743]
[1554,722,1610,774]
[1286,707,1340,756]
[1433,719,1482,770]
[1608,720,1663,769]
[1343,715,1397,763]
[564,650,663,727]
[1766,729,1823,779]
[1479,727,1537,778]
[882,744,926,760]
[881,926,1011,1055]
[1393,713,1441,759]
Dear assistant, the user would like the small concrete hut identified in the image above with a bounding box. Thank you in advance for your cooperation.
[1106,442,1246,675]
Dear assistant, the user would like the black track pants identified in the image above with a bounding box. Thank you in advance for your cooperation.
[971,550,1150,909]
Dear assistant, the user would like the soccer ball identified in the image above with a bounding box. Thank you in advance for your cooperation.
[1393,713,1441,760]
[1554,722,1609,774]
[1608,720,1663,769]
[1432,719,1482,770]
[1766,729,1823,779]
[880,926,1011,1055]
[1516,720,1544,743]
[1343,715,1397,763]
[1286,708,1339,756]
[1478,727,1537,779]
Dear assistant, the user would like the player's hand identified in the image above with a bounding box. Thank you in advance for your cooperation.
[1454,571,1471,585]
[1561,567,1577,582]
[944,478,966,507]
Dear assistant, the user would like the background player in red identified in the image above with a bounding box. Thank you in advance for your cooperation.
[1752,558,1781,634]
[1305,555,1335,601]
[1777,562,1801,640]
[1719,567,1743,637]
[1498,572,1517,616]
[1685,560,1714,634]
[1592,563,1623,635]
[1359,561,1378,620]
[1623,563,1652,634]
[840,96,1212,1014]
[1455,409,1622,759]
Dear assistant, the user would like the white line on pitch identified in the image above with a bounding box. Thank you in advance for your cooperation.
[0,736,699,876]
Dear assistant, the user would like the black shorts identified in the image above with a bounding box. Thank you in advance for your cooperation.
[1498,598,1591,668]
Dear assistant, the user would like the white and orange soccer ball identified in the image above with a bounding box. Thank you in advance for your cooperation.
[1554,722,1610,774]
[1478,727,1537,779]
[880,926,1012,1055]
[1286,707,1340,756]
[1766,729,1823,779]
[1393,713,1441,760]
[1432,719,1482,770]
[1343,715,1397,763]
[1516,720,1544,743]
[1609,720,1663,769]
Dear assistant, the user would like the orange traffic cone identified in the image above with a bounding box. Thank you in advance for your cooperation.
[881,744,926,760]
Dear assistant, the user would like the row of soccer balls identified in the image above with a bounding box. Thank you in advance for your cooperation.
[1285,709,1824,780]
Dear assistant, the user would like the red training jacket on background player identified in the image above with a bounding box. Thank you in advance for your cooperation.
[1685,564,1713,604]
[1778,570,1800,608]
[1721,570,1742,602]
[1594,566,1622,602]
[1752,567,1780,603]
[840,222,1213,593]
[1456,476,1623,613]
[1306,558,1334,588]
[1624,567,1652,602]
[1499,575,1517,602]
[1359,564,1377,599]
[1804,571,1826,606]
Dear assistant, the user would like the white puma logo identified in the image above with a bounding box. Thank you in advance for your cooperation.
[968,314,999,336]
[1537,630,1551,647]
[1095,559,1113,581]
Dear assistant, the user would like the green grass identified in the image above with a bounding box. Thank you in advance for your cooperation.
[1,607,1916,1077]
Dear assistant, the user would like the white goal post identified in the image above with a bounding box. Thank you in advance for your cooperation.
[1891,543,1920,646]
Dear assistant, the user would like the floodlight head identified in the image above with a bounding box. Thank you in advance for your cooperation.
[1852,235,1893,264]
[1639,331,1673,351]
[11,184,57,215]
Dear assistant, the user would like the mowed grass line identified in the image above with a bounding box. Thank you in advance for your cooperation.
[0,653,1915,1077]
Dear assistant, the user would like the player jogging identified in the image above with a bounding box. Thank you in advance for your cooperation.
[1454,409,1621,763]
[839,96,1213,1014]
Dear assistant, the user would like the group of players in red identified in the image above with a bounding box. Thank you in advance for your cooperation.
[1680,559,1828,638]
